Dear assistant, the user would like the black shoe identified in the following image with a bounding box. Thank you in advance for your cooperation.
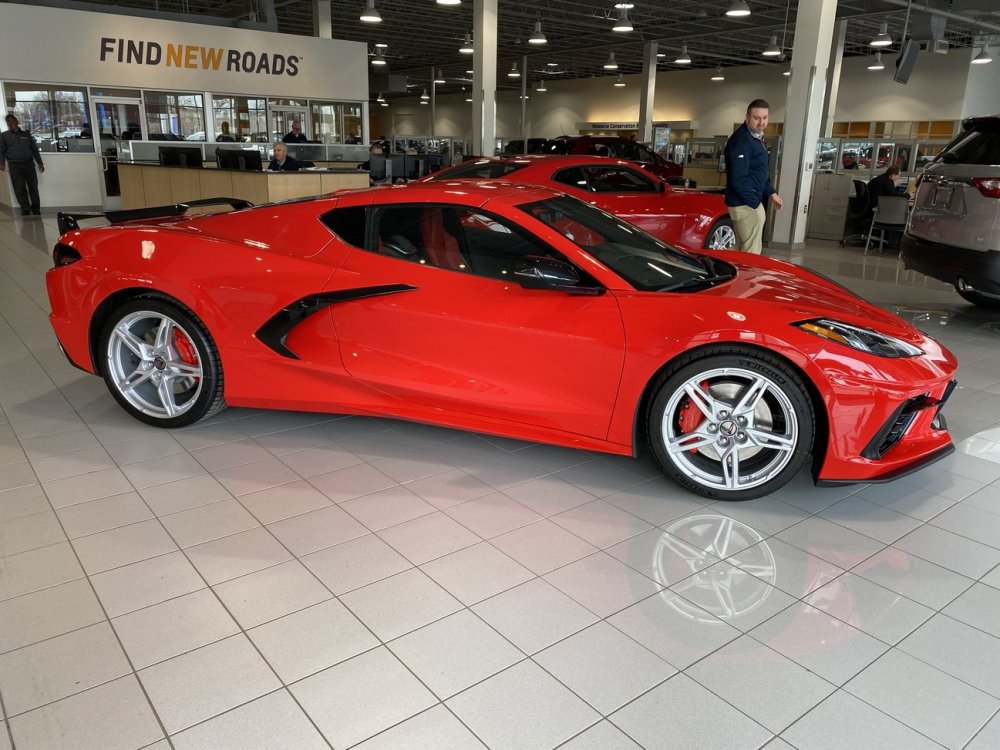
[31,209,41,215]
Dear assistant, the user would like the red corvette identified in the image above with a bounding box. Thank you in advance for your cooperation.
[425,155,736,251]
[47,182,956,500]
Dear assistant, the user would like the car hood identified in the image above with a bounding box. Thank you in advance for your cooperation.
[699,254,907,330]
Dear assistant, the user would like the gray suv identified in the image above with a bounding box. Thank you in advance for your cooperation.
[901,115,1000,308]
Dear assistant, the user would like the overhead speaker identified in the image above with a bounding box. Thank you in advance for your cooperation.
[894,39,919,84]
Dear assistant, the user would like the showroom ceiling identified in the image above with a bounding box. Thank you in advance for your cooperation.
[27,0,1000,96]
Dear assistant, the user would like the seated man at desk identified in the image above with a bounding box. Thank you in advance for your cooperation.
[868,165,904,209]
[267,142,300,172]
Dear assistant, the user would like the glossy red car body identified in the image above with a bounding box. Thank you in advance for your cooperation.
[427,155,734,251]
[538,136,684,179]
[47,181,956,499]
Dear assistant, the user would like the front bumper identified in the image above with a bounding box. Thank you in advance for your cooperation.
[900,233,1000,296]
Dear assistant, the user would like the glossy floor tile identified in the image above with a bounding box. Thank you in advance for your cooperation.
[2,213,1000,748]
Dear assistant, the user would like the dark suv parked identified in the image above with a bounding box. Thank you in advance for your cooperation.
[537,136,684,180]
[901,115,1000,308]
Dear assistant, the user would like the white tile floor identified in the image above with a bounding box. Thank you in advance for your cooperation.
[2,210,1000,749]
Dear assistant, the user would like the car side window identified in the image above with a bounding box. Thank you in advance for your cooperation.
[552,166,590,191]
[583,166,657,193]
[608,141,647,162]
[320,205,368,248]
[369,203,584,284]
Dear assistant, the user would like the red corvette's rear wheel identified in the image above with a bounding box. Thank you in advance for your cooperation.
[98,298,225,427]
[648,349,814,501]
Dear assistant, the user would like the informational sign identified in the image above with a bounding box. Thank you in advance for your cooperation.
[0,4,367,101]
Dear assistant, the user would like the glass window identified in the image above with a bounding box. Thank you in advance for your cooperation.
[310,102,340,144]
[519,195,709,292]
[212,95,266,143]
[552,166,589,190]
[369,203,565,281]
[583,166,657,193]
[321,206,368,248]
[343,104,362,144]
[939,120,1000,165]
[144,91,205,141]
[607,140,652,163]
[4,82,89,151]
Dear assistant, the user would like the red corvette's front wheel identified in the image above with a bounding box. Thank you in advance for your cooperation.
[648,349,814,501]
[98,298,226,428]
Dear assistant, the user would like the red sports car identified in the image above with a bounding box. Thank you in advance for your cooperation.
[425,155,736,252]
[47,183,957,500]
[536,136,684,180]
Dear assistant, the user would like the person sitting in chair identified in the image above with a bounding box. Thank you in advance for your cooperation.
[267,142,300,171]
[867,165,901,210]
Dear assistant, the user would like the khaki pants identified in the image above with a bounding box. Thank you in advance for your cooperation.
[729,203,766,254]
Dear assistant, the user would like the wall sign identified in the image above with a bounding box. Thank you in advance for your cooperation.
[0,4,366,100]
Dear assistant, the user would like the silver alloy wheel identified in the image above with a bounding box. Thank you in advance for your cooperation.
[105,310,204,420]
[660,366,799,491]
[707,222,737,249]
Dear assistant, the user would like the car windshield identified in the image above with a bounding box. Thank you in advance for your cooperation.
[518,195,726,292]
[427,159,530,181]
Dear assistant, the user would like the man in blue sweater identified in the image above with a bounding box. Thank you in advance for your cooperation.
[724,99,783,254]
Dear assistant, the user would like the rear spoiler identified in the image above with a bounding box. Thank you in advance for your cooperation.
[57,197,254,235]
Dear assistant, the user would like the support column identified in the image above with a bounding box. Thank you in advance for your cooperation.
[770,0,838,252]
[312,0,331,38]
[821,20,847,137]
[637,41,658,143]
[430,66,436,137]
[472,0,498,157]
[520,54,528,151]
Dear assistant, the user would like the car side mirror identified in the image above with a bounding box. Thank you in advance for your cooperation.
[514,256,603,295]
[659,180,667,193]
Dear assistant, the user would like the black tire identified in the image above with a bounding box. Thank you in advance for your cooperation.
[98,297,225,428]
[647,348,814,501]
[704,218,737,250]
[957,288,1000,309]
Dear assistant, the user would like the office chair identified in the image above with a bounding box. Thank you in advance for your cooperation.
[864,195,909,255]
[840,180,872,247]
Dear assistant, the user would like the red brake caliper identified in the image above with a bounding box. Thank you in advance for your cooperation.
[677,380,710,454]
[172,329,199,371]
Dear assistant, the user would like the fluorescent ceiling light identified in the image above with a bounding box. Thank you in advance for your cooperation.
[374,41,388,48]
[675,44,691,64]
[420,88,429,100]
[508,62,521,78]
[613,73,626,87]
[614,2,634,7]
[868,52,885,70]
[434,70,446,84]
[711,65,725,80]
[762,35,781,57]
[370,49,387,66]
[459,33,474,54]
[604,51,618,70]
[359,0,381,23]
[870,22,892,47]
[536,81,547,92]
[436,0,461,4]
[725,1,751,18]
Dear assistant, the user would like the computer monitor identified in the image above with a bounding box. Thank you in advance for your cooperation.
[215,148,263,171]
[157,146,204,168]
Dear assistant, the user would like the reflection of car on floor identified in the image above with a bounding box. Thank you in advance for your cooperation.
[47,183,957,500]
[425,155,736,251]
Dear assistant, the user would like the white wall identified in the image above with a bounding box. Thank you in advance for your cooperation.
[962,50,1000,119]
[374,46,978,143]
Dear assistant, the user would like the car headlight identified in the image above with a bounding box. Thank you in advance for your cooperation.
[794,319,923,357]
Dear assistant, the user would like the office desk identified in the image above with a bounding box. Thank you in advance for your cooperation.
[119,164,370,209]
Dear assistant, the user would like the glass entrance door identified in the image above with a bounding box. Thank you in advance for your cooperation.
[270,107,309,143]
[91,97,143,210]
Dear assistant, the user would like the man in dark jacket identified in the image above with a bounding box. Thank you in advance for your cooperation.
[267,142,300,171]
[867,165,902,210]
[724,99,783,254]
[0,114,45,216]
